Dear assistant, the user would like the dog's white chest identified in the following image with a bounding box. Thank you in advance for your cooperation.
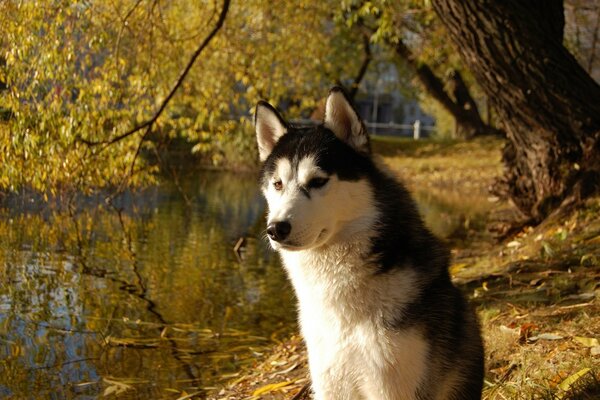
[281,248,428,400]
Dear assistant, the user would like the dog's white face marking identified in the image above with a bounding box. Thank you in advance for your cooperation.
[263,155,376,251]
[297,156,325,184]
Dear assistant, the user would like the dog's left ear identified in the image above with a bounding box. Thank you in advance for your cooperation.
[255,101,288,161]
[324,87,370,155]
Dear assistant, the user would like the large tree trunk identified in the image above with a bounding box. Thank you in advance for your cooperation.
[432,0,600,221]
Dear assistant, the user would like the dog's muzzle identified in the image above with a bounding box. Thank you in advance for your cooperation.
[267,221,291,242]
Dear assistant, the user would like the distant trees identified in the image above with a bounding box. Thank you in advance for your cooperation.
[432,0,600,221]
[339,1,502,139]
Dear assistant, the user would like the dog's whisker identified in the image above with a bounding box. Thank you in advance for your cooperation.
[259,229,271,244]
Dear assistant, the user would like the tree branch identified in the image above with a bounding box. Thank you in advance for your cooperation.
[392,38,502,137]
[393,38,460,116]
[348,34,372,100]
[79,0,231,147]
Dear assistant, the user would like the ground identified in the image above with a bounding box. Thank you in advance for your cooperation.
[208,137,600,400]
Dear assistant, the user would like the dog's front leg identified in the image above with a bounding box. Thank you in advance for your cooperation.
[309,366,362,400]
[306,345,363,400]
[356,328,429,400]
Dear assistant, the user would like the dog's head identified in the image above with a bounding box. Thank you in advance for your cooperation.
[255,87,377,251]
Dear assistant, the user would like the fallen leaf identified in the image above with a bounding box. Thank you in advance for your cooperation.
[541,241,555,257]
[529,278,542,286]
[272,362,299,376]
[528,333,564,342]
[73,381,98,387]
[519,323,539,342]
[556,368,591,398]
[573,336,599,347]
[585,235,600,245]
[176,391,205,400]
[499,325,520,337]
[562,292,595,301]
[252,381,294,396]
[580,254,597,266]
[450,263,468,275]
[104,385,118,397]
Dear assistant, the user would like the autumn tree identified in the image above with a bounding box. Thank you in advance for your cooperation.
[430,0,600,221]
[0,0,367,196]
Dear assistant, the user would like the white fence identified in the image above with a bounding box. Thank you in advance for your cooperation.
[290,119,435,140]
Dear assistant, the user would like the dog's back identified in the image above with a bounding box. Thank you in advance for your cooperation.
[362,168,484,399]
[255,87,483,399]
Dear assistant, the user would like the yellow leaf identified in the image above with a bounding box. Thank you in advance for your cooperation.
[104,385,118,396]
[252,381,294,396]
[449,263,468,275]
[585,235,600,245]
[573,336,599,347]
[557,368,591,397]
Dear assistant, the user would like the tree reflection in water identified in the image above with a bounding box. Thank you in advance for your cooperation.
[0,171,296,398]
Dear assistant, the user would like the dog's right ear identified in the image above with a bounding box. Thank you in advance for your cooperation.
[255,101,288,162]
[324,87,370,155]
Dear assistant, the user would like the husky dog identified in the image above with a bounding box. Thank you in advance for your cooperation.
[254,87,484,400]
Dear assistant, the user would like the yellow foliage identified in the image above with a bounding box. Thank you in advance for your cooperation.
[0,0,365,195]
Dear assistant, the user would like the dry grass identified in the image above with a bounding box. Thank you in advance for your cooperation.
[373,136,504,196]
[467,198,600,400]
[210,137,599,400]
[207,335,309,400]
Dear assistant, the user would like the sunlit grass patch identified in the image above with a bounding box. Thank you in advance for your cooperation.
[373,136,504,197]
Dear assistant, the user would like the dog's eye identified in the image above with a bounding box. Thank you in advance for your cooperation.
[273,180,283,191]
[307,177,329,189]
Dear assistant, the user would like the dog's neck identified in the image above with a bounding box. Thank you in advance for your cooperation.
[278,228,377,296]
[279,232,421,328]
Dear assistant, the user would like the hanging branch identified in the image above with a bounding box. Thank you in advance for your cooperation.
[348,33,372,100]
[79,0,231,147]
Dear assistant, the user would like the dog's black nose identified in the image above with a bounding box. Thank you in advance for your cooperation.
[266,221,291,242]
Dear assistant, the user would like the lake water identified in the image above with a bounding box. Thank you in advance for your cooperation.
[0,170,491,399]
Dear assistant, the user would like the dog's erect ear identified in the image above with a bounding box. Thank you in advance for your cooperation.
[324,87,370,155]
[255,101,288,161]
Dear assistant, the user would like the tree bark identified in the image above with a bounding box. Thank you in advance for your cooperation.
[392,39,500,138]
[432,0,600,221]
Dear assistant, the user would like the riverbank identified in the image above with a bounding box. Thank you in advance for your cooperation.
[209,137,600,400]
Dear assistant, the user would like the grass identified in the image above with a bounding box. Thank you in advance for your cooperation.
[209,137,600,400]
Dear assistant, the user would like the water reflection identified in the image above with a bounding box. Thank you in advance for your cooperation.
[0,171,492,398]
[0,171,296,398]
